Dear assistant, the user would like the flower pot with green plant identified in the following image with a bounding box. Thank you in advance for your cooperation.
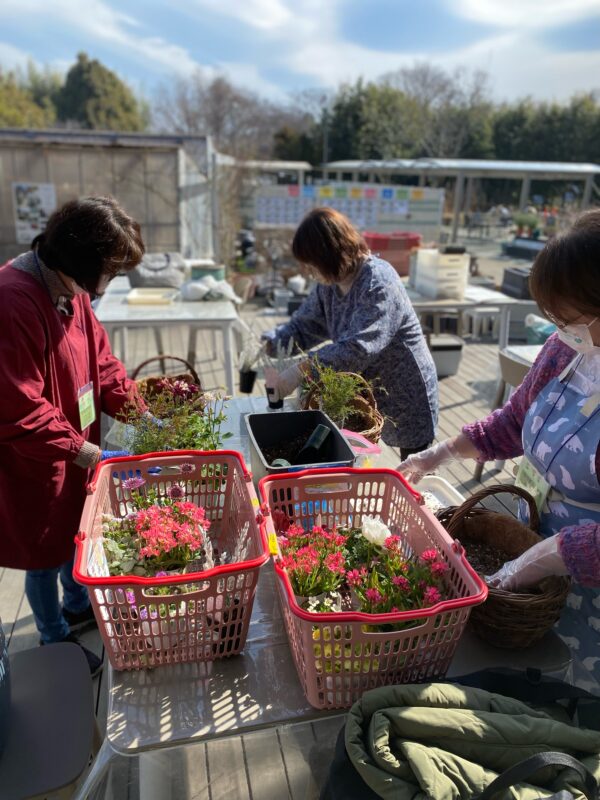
[301,360,384,443]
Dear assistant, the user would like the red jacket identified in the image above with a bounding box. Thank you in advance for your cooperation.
[0,264,138,569]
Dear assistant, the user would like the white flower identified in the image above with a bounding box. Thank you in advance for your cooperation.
[361,515,391,547]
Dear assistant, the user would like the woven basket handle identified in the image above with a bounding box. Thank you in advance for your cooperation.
[130,355,200,386]
[443,484,540,535]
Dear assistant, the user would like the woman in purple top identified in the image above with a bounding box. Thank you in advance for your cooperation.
[401,210,600,681]
[262,208,438,458]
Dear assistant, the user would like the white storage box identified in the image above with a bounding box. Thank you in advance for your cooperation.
[415,250,469,300]
[429,333,464,377]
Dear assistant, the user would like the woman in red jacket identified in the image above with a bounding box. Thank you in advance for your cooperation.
[0,196,145,675]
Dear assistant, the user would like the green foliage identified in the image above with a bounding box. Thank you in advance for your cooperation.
[513,212,539,230]
[56,52,147,131]
[119,390,232,455]
[305,361,366,427]
[0,70,56,127]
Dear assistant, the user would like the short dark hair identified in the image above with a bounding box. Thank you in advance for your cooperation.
[292,207,369,282]
[530,209,600,321]
[32,196,145,294]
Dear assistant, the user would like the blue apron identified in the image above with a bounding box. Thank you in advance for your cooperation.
[520,359,600,686]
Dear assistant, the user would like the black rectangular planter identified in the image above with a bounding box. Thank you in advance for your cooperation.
[245,410,355,483]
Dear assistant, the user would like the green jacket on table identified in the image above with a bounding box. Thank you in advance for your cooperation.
[345,683,600,799]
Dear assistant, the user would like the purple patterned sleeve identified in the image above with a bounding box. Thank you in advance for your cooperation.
[559,525,600,587]
[462,335,575,462]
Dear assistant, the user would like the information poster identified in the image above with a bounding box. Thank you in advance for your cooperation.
[254,182,443,239]
[12,182,56,244]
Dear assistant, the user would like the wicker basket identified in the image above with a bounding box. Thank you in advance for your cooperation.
[436,485,570,649]
[131,355,202,399]
[301,372,384,444]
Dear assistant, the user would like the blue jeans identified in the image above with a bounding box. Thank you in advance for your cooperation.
[25,558,90,644]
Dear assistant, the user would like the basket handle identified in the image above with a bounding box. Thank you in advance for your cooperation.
[442,484,540,534]
[130,355,200,385]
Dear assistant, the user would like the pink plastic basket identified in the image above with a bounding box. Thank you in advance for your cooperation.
[259,467,487,709]
[74,451,270,670]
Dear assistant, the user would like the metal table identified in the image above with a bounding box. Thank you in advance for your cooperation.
[74,397,574,799]
[94,277,240,394]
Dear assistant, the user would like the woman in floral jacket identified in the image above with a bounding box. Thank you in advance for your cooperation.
[263,207,438,458]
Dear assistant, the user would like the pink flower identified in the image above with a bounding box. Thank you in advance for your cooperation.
[167,484,185,499]
[392,575,410,591]
[286,524,306,539]
[430,561,448,577]
[384,535,402,551]
[423,586,441,606]
[346,568,367,587]
[420,548,438,563]
[324,551,346,575]
[122,476,146,491]
[365,588,384,605]
[180,463,195,474]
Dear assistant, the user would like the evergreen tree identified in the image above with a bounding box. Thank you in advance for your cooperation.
[56,52,147,131]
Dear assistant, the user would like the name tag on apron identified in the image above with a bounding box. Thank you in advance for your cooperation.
[514,456,551,513]
[78,382,96,431]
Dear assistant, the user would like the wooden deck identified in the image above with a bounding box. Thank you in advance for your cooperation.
[0,303,521,798]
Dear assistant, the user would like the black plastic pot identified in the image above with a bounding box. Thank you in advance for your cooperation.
[266,386,284,409]
[239,369,257,394]
[245,409,355,483]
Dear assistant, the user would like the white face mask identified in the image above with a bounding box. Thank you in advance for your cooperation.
[556,317,599,353]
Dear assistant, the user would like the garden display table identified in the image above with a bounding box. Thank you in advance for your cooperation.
[94,276,240,394]
[75,397,577,799]
[406,284,533,348]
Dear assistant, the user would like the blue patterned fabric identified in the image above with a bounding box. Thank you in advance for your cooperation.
[520,364,600,687]
[264,256,438,447]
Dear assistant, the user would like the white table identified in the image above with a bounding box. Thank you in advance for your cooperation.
[406,285,531,349]
[75,397,577,799]
[94,277,240,395]
[504,343,543,368]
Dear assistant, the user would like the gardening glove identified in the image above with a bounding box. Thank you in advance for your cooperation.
[101,450,131,461]
[264,365,303,399]
[397,439,461,484]
[486,533,569,591]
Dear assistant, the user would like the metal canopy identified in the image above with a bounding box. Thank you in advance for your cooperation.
[325,158,600,181]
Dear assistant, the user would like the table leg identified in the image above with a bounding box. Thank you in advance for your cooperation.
[139,749,178,800]
[223,323,235,395]
[72,737,116,800]
[499,307,510,349]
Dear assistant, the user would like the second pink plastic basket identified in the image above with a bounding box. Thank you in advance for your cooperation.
[75,450,270,670]
[259,467,487,710]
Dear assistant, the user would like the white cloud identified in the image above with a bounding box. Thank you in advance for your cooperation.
[0,41,32,71]
[219,61,288,100]
[0,0,199,76]
[1,0,599,104]
[451,0,600,29]
[188,0,293,30]
[448,32,600,102]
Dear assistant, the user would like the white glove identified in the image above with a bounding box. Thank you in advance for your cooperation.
[264,364,303,400]
[397,439,460,484]
[486,533,569,592]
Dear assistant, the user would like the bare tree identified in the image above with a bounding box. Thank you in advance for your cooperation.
[381,63,491,157]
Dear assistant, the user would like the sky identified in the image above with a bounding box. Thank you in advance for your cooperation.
[1,0,600,105]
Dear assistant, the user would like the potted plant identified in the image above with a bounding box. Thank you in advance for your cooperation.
[118,381,232,454]
[238,338,264,394]
[301,360,384,444]
[275,513,448,625]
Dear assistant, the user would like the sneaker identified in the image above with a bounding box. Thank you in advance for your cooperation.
[41,633,104,678]
[62,604,97,633]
